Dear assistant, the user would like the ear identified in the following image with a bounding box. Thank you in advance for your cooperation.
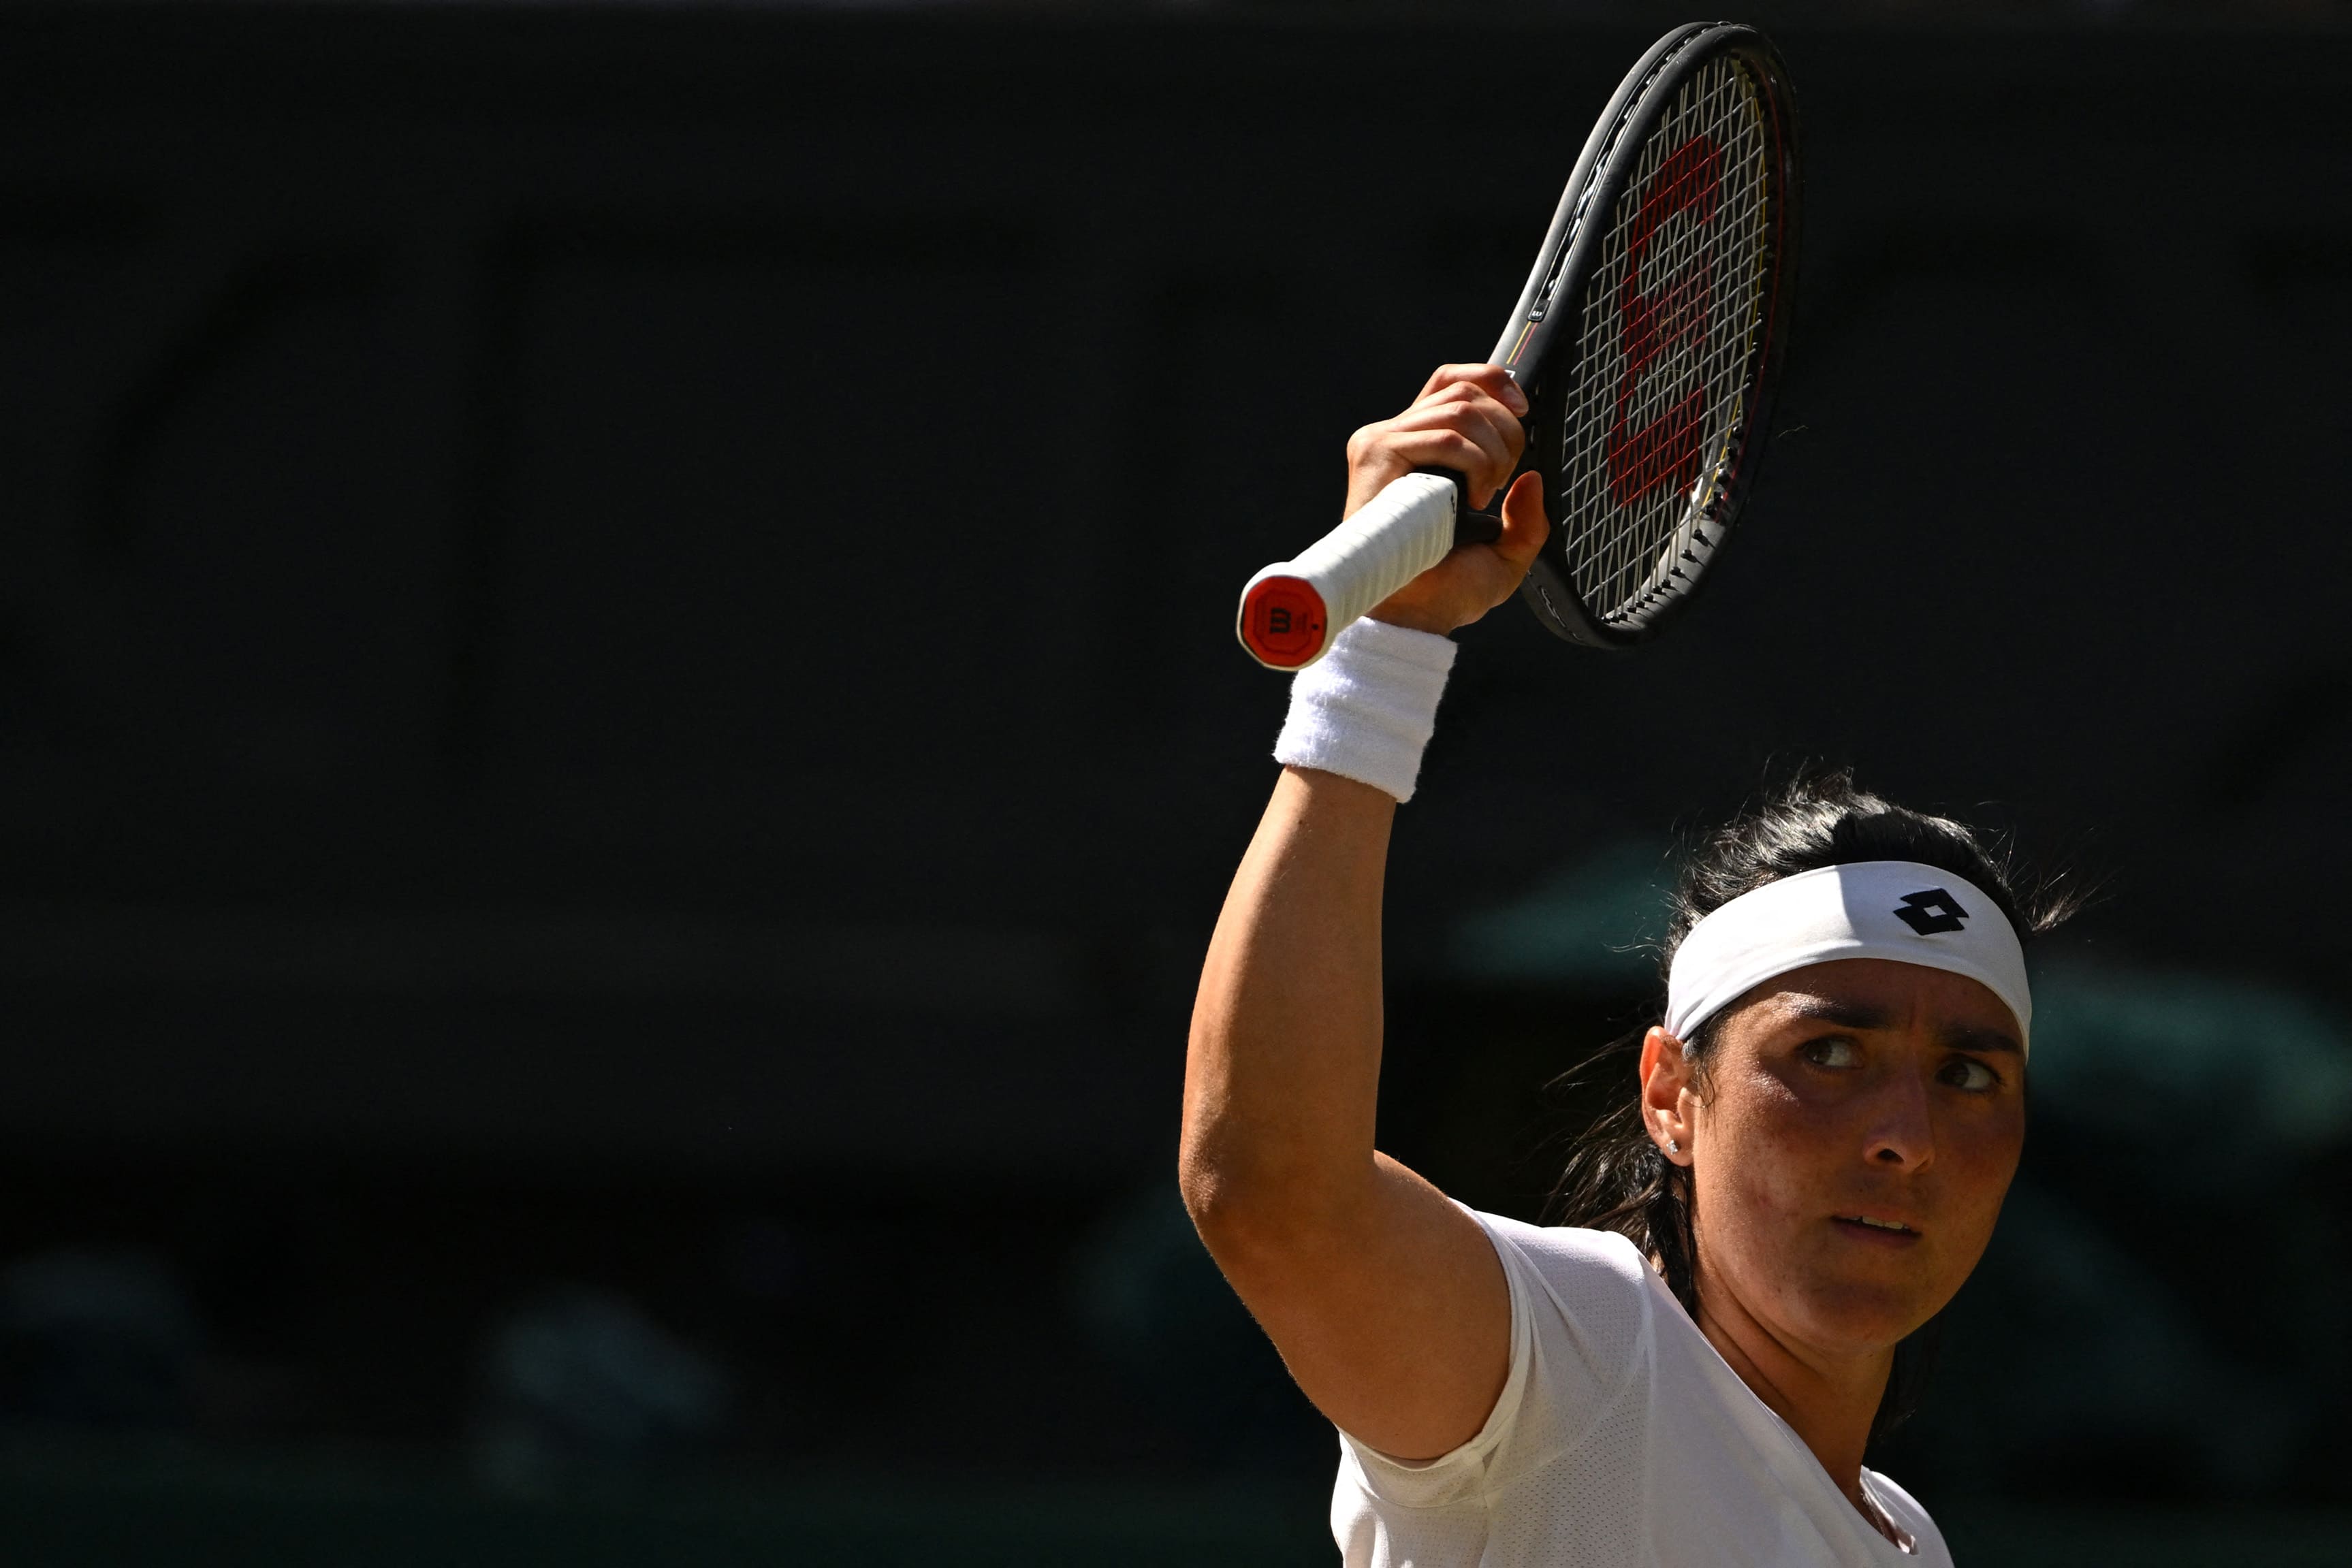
[1638,1025,1696,1166]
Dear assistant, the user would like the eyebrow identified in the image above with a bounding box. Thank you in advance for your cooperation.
[1780,995,2023,1054]
[1783,997,1890,1030]
[1941,1026,2023,1056]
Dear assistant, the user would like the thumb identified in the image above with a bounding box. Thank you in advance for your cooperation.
[1495,470,1551,575]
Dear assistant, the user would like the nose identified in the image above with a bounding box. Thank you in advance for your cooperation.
[1864,1062,1936,1170]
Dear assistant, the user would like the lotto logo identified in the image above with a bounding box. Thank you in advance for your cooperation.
[1892,889,1969,936]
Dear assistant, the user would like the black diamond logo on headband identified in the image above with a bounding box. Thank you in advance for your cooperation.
[1892,889,1969,935]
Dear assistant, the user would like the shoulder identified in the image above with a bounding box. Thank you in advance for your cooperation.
[1333,1215,1655,1507]
[1462,1212,1655,1375]
[1864,1470,1954,1566]
[1470,1212,1653,1307]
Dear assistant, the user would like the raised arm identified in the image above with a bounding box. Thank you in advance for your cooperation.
[1179,364,1550,1460]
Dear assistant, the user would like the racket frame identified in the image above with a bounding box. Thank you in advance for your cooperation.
[1496,22,1802,650]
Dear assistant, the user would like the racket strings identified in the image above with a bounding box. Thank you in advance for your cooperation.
[1552,54,1775,628]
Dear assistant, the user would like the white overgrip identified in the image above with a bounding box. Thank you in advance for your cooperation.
[1235,473,1459,670]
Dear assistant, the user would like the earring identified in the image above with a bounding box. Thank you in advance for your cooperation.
[1667,1138,1681,1154]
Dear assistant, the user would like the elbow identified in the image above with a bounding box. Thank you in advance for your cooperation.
[1176,1132,1271,1261]
[1176,1132,1347,1269]
[1175,1138,1235,1239]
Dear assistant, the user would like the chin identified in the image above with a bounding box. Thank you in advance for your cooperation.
[1785,1275,1942,1353]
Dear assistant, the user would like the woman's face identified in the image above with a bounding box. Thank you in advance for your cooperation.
[1651,957,2027,1356]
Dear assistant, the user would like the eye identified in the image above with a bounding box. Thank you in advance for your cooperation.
[1940,1055,2001,1092]
[1799,1036,1860,1070]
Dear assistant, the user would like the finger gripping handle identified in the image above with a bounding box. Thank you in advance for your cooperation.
[1235,473,1459,670]
[1413,465,1504,546]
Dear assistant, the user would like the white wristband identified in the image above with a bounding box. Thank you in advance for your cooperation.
[1273,616,1457,803]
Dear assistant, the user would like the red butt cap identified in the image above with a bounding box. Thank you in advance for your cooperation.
[1239,576,1329,669]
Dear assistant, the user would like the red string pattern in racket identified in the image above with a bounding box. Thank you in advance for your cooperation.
[1551,55,1773,630]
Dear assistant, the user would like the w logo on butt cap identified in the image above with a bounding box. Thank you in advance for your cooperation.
[1892,889,1969,935]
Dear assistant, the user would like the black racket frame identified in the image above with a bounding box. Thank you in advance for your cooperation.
[1474,21,1802,651]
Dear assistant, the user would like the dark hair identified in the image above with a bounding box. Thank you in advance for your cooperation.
[1544,769,2076,1450]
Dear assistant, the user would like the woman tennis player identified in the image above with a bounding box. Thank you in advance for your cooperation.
[1182,364,2066,1565]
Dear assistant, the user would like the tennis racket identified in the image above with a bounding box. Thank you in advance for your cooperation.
[1236,22,1800,669]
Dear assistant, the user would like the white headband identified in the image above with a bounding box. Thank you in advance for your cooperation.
[1664,861,2033,1054]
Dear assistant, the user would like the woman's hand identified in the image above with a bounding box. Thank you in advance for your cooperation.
[1344,364,1553,636]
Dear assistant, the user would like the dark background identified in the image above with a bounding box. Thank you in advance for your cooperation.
[1,1,2350,1562]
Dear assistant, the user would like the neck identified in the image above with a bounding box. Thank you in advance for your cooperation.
[1689,1267,1892,1524]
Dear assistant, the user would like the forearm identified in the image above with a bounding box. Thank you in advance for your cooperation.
[1181,764,1396,1231]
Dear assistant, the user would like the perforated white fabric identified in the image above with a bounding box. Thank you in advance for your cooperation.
[1331,1214,1954,1567]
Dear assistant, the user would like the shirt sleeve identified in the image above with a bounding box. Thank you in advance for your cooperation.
[1335,1212,1653,1514]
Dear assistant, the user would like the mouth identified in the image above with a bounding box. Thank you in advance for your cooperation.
[1832,1214,1922,1243]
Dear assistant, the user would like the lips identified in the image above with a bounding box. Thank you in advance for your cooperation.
[1832,1213,1922,1242]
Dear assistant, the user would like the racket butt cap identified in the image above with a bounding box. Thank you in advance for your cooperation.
[1237,574,1330,670]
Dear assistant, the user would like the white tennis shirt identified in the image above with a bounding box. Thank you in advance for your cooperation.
[1331,1212,1953,1567]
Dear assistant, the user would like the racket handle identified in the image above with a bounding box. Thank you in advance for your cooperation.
[1235,471,1460,671]
[1413,464,1506,547]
